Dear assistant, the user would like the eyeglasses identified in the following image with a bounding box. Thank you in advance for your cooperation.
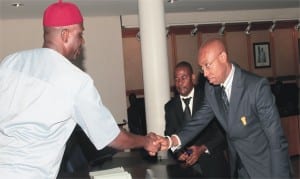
[199,51,223,73]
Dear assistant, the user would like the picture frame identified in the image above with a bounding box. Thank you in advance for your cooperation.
[253,42,271,68]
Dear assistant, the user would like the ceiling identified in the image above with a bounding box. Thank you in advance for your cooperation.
[0,0,299,19]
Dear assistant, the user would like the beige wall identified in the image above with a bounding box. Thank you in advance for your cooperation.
[0,16,127,124]
[84,16,127,123]
[0,18,43,56]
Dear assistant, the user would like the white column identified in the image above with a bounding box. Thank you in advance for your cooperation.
[138,0,170,135]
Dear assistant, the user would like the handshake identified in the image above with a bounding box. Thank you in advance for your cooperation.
[143,132,178,156]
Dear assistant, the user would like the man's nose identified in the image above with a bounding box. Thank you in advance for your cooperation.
[203,70,209,77]
[176,80,183,86]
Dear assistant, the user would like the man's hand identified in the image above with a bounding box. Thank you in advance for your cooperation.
[144,133,173,156]
[178,151,189,161]
[144,132,162,156]
[178,145,208,166]
[159,136,171,151]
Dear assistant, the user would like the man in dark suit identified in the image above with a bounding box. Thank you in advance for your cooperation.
[160,38,292,178]
[164,61,229,178]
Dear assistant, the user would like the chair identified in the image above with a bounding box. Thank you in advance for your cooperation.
[59,125,118,173]
[127,93,147,135]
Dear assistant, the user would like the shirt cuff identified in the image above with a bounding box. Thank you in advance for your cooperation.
[164,136,172,149]
[170,134,182,152]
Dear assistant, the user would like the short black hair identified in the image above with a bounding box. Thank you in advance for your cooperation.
[175,61,193,74]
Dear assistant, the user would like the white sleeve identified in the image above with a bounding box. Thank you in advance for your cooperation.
[72,77,120,150]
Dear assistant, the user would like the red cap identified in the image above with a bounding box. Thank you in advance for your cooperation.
[43,0,83,27]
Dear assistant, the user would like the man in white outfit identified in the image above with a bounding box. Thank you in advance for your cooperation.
[0,1,160,178]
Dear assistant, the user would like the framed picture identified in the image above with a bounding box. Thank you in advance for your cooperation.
[253,42,271,68]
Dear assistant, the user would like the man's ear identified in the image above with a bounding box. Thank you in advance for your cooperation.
[61,29,69,43]
[220,51,227,62]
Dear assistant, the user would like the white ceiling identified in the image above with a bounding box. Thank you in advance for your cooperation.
[0,0,299,19]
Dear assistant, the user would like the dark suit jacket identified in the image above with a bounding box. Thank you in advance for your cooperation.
[165,86,228,177]
[176,64,291,178]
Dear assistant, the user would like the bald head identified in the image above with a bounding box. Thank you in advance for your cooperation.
[197,38,231,85]
[199,38,226,59]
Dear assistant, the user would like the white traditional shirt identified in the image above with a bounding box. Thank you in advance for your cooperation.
[0,48,120,179]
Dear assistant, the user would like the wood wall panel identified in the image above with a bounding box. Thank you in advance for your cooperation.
[175,34,199,75]
[281,115,300,156]
[122,37,144,91]
[250,30,273,77]
[225,32,248,69]
[122,20,299,95]
[167,33,176,86]
[274,29,296,77]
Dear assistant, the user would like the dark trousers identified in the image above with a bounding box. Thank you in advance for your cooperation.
[234,154,250,179]
[198,152,230,178]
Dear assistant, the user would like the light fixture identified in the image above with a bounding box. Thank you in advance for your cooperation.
[295,21,300,31]
[166,27,169,37]
[269,21,276,32]
[167,0,177,4]
[197,7,205,11]
[11,2,24,7]
[244,22,251,35]
[190,25,198,36]
[136,31,140,41]
[218,23,226,36]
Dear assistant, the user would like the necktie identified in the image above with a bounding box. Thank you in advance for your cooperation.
[182,97,192,120]
[221,86,229,113]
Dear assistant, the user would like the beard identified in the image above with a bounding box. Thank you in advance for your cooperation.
[177,86,191,96]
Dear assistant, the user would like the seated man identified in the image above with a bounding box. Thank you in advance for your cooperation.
[127,93,147,135]
[164,61,229,178]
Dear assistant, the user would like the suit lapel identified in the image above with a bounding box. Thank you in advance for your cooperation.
[192,88,202,116]
[228,65,244,131]
[174,96,185,123]
[208,84,228,131]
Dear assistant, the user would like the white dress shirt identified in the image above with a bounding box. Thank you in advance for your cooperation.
[180,87,194,114]
[0,48,120,179]
[221,64,235,101]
